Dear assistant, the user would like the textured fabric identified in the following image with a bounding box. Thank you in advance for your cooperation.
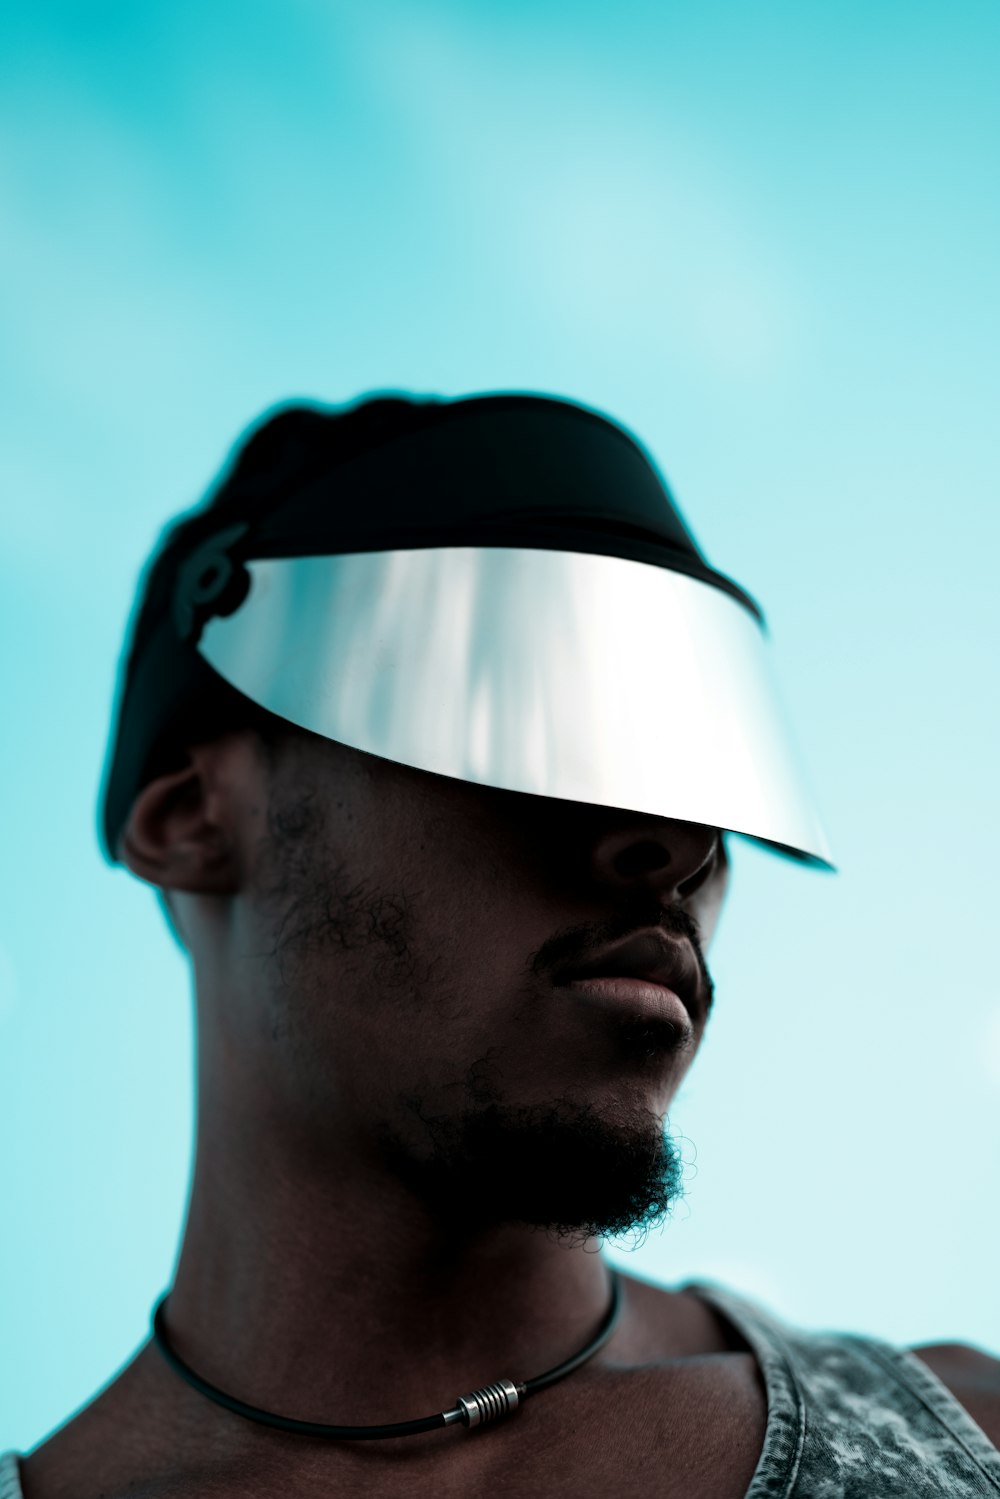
[3,1286,998,1497]
[686,1280,1000,1497]
[0,1452,21,1499]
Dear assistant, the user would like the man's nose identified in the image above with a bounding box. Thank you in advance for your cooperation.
[588,817,720,903]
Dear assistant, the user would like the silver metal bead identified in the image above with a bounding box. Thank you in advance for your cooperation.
[456,1378,521,1428]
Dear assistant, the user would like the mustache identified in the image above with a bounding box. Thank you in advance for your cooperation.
[529,897,714,1014]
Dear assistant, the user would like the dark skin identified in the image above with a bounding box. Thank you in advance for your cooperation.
[21,728,1000,1498]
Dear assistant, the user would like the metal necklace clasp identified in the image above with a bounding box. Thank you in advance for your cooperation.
[455,1379,523,1428]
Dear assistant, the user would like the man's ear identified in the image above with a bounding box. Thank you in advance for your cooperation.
[118,748,241,898]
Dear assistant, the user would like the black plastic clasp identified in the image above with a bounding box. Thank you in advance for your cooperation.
[172,522,252,645]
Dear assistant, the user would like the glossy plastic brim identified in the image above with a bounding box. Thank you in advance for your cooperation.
[198,547,834,867]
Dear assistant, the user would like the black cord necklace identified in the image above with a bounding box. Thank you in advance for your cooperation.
[151,1269,621,1441]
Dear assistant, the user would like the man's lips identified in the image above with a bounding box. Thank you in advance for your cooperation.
[552,929,703,1023]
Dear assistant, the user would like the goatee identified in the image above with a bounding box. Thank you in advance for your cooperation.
[382,1092,686,1242]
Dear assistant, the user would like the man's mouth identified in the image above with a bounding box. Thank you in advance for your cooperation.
[553,929,702,1010]
[552,929,702,1035]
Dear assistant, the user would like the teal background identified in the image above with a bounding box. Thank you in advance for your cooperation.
[2,0,998,1452]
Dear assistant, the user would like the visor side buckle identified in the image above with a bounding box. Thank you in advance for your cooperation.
[173,523,252,645]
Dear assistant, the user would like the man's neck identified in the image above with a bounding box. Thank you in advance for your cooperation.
[164,1105,616,1429]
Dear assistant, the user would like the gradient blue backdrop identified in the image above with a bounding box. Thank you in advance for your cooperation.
[2,0,998,1453]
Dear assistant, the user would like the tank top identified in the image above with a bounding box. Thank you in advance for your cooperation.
[2,1279,998,1496]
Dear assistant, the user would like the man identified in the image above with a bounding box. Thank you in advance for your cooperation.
[6,394,999,1497]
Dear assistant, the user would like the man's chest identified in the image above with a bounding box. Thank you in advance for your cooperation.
[482,1354,767,1499]
[192,1352,768,1499]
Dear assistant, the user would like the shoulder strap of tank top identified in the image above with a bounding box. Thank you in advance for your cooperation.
[0,1452,23,1499]
[683,1280,1000,1497]
[682,1280,805,1494]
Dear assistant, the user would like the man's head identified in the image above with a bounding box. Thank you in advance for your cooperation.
[101,389,828,1244]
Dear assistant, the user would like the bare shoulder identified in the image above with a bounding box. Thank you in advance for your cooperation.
[908,1340,1000,1450]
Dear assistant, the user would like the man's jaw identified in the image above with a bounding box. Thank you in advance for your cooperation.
[377,1083,687,1244]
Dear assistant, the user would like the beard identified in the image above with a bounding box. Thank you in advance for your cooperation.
[379,1084,686,1243]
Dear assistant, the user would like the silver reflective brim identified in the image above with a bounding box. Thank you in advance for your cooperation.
[199,547,833,866]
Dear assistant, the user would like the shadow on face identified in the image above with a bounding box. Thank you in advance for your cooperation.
[126,726,731,1238]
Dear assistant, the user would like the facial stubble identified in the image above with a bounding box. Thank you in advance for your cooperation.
[254,758,690,1242]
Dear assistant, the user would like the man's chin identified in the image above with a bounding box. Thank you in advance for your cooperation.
[381,1094,686,1241]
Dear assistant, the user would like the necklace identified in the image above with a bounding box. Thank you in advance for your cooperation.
[151,1270,621,1441]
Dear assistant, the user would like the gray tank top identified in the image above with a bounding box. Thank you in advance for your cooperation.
[2,1281,998,1496]
[687,1279,1000,1496]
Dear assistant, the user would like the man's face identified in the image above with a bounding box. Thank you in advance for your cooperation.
[177,728,729,1239]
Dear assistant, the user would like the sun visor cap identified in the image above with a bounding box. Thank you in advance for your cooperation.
[99,394,832,869]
